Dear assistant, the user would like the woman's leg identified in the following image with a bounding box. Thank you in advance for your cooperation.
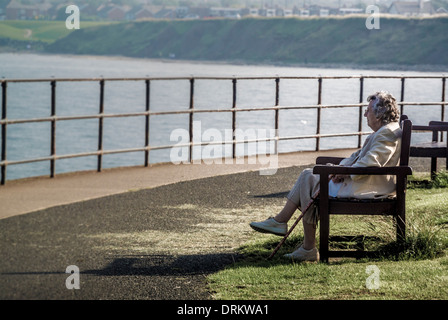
[273,199,298,223]
[275,200,316,250]
[302,220,316,250]
[250,168,319,243]
[280,168,319,250]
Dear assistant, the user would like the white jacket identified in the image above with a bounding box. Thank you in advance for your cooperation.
[336,121,402,199]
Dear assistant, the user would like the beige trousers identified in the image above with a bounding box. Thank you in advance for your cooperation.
[287,168,320,225]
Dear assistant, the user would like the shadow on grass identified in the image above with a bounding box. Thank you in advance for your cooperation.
[238,172,448,266]
[235,231,447,267]
[408,170,448,189]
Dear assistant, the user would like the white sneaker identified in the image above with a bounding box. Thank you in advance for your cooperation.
[250,217,287,236]
[284,245,319,262]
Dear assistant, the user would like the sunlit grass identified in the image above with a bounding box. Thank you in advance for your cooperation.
[208,173,448,300]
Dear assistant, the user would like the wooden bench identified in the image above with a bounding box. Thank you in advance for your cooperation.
[408,120,448,179]
[313,119,413,262]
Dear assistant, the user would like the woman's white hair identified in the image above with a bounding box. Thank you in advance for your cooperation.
[367,91,400,124]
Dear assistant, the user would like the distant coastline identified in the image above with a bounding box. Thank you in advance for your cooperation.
[1,17,448,73]
[2,51,447,75]
[45,17,448,69]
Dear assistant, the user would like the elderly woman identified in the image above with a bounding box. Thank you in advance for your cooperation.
[250,91,402,262]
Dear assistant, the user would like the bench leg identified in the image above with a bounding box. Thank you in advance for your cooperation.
[396,214,406,243]
[319,212,329,263]
[431,157,437,180]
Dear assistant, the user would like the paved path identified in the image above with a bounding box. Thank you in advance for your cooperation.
[0,149,357,300]
[0,150,355,220]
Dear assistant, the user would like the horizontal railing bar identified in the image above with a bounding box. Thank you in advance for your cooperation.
[396,102,448,105]
[0,112,151,125]
[0,130,369,167]
[152,130,372,149]
[1,77,194,83]
[2,102,447,125]
[1,75,446,83]
[280,131,371,141]
[0,147,149,165]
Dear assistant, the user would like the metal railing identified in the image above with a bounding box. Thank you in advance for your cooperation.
[0,75,446,185]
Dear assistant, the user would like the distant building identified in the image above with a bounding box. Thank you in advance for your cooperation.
[339,8,363,15]
[320,9,329,16]
[187,7,211,19]
[265,8,276,17]
[3,0,444,22]
[299,9,310,17]
[154,8,176,19]
[389,0,435,16]
[6,0,52,20]
[176,6,188,19]
[435,7,448,14]
[210,7,241,18]
[248,8,259,16]
[108,6,130,21]
[274,8,293,17]
[283,9,293,17]
[126,5,154,21]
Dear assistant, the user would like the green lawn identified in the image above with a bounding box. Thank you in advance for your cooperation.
[0,20,115,43]
[208,174,448,300]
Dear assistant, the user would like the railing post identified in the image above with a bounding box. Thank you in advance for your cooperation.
[316,77,322,151]
[189,77,194,163]
[400,77,405,116]
[1,81,6,185]
[145,79,150,167]
[98,79,105,172]
[358,77,364,148]
[232,78,237,159]
[275,77,280,154]
[441,77,446,142]
[50,80,56,178]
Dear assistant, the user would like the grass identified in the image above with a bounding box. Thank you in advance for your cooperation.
[0,20,116,43]
[207,172,448,300]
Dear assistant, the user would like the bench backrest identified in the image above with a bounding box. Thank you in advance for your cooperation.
[400,119,412,167]
[428,121,448,142]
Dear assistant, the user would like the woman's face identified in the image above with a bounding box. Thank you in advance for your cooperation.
[364,99,382,131]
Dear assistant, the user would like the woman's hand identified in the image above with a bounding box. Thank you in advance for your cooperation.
[329,174,348,183]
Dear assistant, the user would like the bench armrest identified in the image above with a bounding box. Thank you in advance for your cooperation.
[315,156,345,165]
[313,165,413,176]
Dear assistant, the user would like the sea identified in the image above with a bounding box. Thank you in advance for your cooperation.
[0,52,446,181]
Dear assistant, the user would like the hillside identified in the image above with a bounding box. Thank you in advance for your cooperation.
[0,20,115,52]
[6,17,448,67]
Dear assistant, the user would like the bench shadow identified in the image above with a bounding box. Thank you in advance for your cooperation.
[1,253,241,277]
[82,253,242,277]
[251,191,289,199]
